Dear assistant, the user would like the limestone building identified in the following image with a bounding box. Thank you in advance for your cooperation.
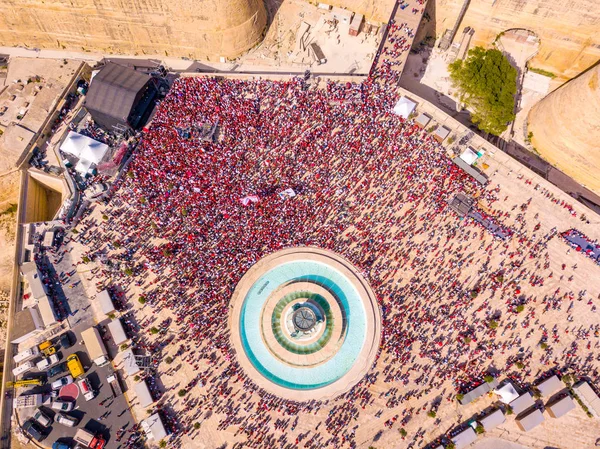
[528,64,600,195]
[0,0,267,61]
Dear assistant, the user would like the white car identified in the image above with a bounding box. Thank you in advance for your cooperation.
[32,408,53,427]
[55,412,79,427]
[36,354,60,371]
[51,400,74,411]
[51,375,73,390]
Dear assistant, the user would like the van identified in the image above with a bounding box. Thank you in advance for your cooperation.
[78,378,95,401]
[51,400,74,412]
[12,361,34,377]
[66,354,84,378]
[55,412,79,427]
[32,408,53,427]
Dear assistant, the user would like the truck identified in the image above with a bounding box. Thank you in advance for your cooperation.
[13,393,43,409]
[12,361,34,377]
[107,371,123,397]
[14,347,40,364]
[38,340,57,356]
[7,378,44,388]
[66,354,85,378]
[74,428,106,449]
[81,327,109,366]
[36,353,60,370]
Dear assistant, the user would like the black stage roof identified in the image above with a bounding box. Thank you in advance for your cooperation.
[84,62,153,131]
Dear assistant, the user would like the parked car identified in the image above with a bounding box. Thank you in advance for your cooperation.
[55,412,79,427]
[48,362,68,378]
[36,353,60,371]
[52,442,72,449]
[51,375,73,390]
[59,332,74,349]
[32,408,53,427]
[51,400,74,412]
[78,377,95,401]
[22,419,44,441]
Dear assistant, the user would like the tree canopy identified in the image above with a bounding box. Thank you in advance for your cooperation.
[449,47,518,136]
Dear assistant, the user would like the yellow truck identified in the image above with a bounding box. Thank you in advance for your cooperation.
[66,354,84,378]
[38,341,56,356]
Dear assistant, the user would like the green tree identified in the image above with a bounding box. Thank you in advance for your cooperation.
[449,47,517,136]
[516,305,525,313]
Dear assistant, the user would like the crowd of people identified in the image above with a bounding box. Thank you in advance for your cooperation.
[68,7,600,449]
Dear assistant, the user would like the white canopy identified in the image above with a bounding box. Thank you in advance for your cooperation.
[494,382,519,404]
[107,319,128,345]
[135,380,154,407]
[60,131,109,166]
[97,289,115,315]
[75,158,94,174]
[459,147,479,165]
[142,413,167,440]
[122,348,141,376]
[393,97,417,119]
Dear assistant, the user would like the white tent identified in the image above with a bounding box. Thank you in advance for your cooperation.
[75,158,94,174]
[459,147,479,165]
[494,382,519,404]
[107,319,128,345]
[97,289,116,315]
[393,97,417,119]
[122,348,141,376]
[135,380,154,407]
[60,131,109,173]
[142,413,167,440]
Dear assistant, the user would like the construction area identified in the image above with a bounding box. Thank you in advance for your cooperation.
[240,0,381,73]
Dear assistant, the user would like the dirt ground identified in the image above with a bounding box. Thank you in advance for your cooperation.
[0,171,19,294]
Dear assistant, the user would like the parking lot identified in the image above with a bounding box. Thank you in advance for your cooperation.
[16,320,136,449]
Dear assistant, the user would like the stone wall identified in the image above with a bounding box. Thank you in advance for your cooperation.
[0,0,597,77]
[431,0,600,80]
[0,0,267,61]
